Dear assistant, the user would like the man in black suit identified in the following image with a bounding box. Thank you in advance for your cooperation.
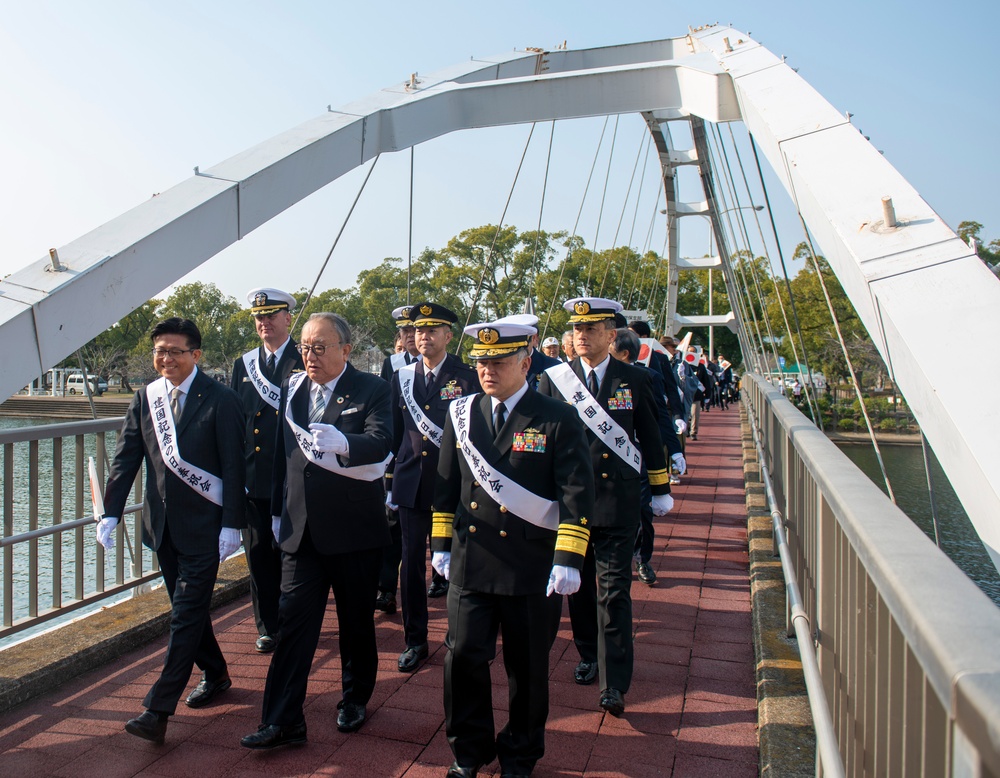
[432,319,594,778]
[97,317,246,744]
[230,287,304,654]
[537,297,673,718]
[240,312,392,749]
[387,302,480,673]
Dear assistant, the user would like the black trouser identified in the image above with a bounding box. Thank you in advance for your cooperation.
[261,530,381,726]
[445,584,554,775]
[145,523,226,714]
[243,497,282,637]
[633,478,654,564]
[378,507,403,594]
[562,522,637,693]
[399,505,432,647]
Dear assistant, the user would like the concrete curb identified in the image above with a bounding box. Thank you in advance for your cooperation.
[0,556,250,715]
[742,406,816,777]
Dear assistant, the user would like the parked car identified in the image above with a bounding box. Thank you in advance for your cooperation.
[66,373,108,396]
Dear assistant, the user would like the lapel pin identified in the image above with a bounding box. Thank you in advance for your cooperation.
[336,396,345,404]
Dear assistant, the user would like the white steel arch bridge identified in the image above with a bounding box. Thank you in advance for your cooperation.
[2,26,1000,774]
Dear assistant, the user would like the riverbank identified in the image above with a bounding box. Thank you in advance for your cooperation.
[0,395,131,419]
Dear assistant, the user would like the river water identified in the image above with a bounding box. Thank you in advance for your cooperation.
[836,440,1000,606]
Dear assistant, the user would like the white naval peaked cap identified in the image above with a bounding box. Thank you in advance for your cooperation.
[463,321,536,360]
[247,287,296,314]
[494,313,539,331]
[563,296,622,323]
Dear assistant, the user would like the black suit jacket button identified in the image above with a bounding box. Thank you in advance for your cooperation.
[254,428,260,435]
[422,435,428,441]
[499,530,507,538]
[499,506,507,513]
[256,411,261,417]
[601,472,608,479]
[602,453,609,459]
[470,501,478,510]
[424,404,431,410]
[255,446,261,452]
[469,525,477,533]
[421,451,428,457]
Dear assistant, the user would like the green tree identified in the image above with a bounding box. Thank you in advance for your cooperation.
[160,282,256,376]
[957,220,1000,268]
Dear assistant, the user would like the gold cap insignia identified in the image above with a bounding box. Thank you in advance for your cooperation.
[254,292,268,307]
[478,327,499,345]
[401,306,411,318]
[574,301,591,315]
[420,304,432,316]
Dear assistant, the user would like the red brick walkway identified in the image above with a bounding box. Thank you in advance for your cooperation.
[0,406,756,777]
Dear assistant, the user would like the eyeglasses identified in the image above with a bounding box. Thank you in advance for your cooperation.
[296,343,341,356]
[152,348,196,358]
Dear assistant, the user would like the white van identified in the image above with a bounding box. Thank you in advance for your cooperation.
[66,374,108,396]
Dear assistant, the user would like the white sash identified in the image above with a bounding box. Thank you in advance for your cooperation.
[389,352,408,373]
[450,396,559,531]
[545,363,642,474]
[145,378,224,506]
[397,363,444,448]
[285,372,390,481]
[242,349,281,410]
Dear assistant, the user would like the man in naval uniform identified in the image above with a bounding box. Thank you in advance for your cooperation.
[375,305,418,616]
[431,320,594,778]
[537,297,673,718]
[97,317,246,744]
[240,312,392,749]
[230,287,304,654]
[380,305,420,380]
[387,302,480,673]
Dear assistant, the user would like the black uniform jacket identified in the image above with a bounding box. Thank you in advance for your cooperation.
[387,353,480,509]
[527,348,560,389]
[644,365,682,458]
[104,369,246,556]
[432,389,594,596]
[536,356,669,528]
[230,341,304,499]
[271,363,392,556]
[648,349,686,421]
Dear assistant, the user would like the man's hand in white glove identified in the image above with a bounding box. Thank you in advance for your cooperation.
[651,493,674,516]
[96,516,119,550]
[219,527,242,562]
[546,565,581,597]
[674,418,687,436]
[385,491,398,511]
[671,453,687,475]
[271,516,282,544]
[309,422,349,455]
[431,551,451,581]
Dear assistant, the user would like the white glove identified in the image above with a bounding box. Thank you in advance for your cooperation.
[651,493,674,516]
[385,491,398,511]
[271,516,281,543]
[431,551,451,580]
[671,453,687,475]
[674,418,687,436]
[219,527,242,562]
[309,422,349,455]
[546,565,581,597]
[96,516,119,550]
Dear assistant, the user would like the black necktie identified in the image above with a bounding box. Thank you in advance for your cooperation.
[425,369,436,395]
[588,370,600,397]
[266,352,276,378]
[493,402,507,439]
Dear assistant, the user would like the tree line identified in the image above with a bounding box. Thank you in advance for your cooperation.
[69,219,998,392]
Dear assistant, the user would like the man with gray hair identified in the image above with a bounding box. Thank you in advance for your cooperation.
[241,312,393,749]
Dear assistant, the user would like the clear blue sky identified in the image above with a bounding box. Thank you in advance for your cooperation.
[1,0,996,304]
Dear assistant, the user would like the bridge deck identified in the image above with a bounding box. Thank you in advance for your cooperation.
[0,408,756,777]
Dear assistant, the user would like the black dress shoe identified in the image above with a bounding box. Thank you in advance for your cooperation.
[636,561,657,586]
[125,710,168,744]
[398,642,429,673]
[445,762,481,778]
[336,700,367,733]
[574,660,598,685]
[184,674,232,708]
[240,722,307,749]
[375,590,397,614]
[427,579,449,598]
[255,635,277,653]
[599,687,626,717]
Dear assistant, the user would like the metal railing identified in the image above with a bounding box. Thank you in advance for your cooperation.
[0,417,159,641]
[743,373,1000,778]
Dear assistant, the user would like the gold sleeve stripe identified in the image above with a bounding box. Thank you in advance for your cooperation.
[648,468,669,486]
[431,512,454,539]
[385,473,393,479]
[555,525,590,557]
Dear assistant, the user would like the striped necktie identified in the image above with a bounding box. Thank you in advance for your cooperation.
[309,385,327,424]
